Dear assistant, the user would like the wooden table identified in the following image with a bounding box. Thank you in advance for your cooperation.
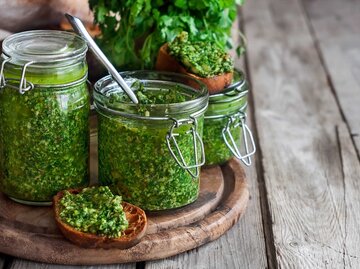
[1,0,360,267]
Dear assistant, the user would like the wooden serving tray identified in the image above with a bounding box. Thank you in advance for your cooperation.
[0,132,249,265]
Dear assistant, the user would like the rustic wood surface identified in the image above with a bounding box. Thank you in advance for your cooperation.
[302,0,360,156]
[9,260,136,269]
[1,0,360,268]
[0,162,223,237]
[243,0,360,268]
[0,159,248,265]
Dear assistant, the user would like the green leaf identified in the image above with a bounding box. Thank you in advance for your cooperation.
[175,0,187,9]
[96,6,107,23]
[90,0,241,69]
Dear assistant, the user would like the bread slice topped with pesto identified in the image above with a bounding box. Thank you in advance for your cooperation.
[156,32,234,93]
[53,186,147,249]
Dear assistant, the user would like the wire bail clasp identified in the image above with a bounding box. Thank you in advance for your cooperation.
[0,57,12,88]
[18,61,35,94]
[0,57,34,93]
[166,117,205,178]
[222,111,256,166]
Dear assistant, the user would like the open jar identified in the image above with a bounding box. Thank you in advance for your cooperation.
[94,71,208,211]
[0,31,90,205]
[203,70,256,166]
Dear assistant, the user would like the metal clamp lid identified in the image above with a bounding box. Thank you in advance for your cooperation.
[166,116,205,178]
[0,57,11,88]
[222,111,256,166]
[0,56,34,94]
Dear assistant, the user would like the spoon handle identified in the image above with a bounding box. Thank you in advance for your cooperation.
[65,13,139,104]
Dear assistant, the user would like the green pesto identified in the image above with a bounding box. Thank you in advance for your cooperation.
[98,87,202,211]
[98,115,202,211]
[0,80,90,203]
[59,186,128,238]
[168,32,233,78]
[203,117,241,166]
[3,62,88,85]
[109,81,189,106]
[203,78,248,165]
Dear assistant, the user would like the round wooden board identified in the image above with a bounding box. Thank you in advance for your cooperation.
[0,159,248,265]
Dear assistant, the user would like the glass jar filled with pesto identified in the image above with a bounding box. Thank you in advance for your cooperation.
[203,70,256,166]
[94,71,208,211]
[0,31,90,205]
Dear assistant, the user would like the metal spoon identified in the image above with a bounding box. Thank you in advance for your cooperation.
[65,13,139,104]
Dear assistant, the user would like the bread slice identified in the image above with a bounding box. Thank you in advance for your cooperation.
[53,189,147,249]
[155,44,233,94]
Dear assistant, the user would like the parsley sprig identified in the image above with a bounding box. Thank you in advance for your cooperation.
[89,0,245,70]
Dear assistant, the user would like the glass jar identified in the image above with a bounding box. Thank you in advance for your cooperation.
[94,71,208,211]
[203,70,256,166]
[0,31,90,205]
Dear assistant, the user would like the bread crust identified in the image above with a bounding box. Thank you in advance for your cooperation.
[53,189,147,249]
[155,44,233,94]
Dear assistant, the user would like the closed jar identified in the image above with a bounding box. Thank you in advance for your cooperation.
[94,71,208,211]
[0,31,90,205]
[203,70,256,166]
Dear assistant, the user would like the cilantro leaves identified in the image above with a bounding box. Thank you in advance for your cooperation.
[89,0,244,70]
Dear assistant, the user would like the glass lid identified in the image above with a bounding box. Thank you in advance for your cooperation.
[94,71,209,118]
[2,30,87,66]
[209,69,248,103]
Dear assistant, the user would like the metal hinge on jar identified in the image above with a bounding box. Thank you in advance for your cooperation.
[166,117,205,178]
[222,111,256,166]
[0,56,34,94]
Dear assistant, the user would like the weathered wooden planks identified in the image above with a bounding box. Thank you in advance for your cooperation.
[336,123,360,267]
[243,0,360,267]
[9,259,135,269]
[302,0,360,156]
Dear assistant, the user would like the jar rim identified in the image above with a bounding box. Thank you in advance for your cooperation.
[94,71,209,120]
[2,30,87,67]
[209,69,248,103]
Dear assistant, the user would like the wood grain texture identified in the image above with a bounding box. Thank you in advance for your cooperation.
[243,0,360,267]
[302,0,360,156]
[10,259,135,269]
[336,123,360,267]
[0,160,248,265]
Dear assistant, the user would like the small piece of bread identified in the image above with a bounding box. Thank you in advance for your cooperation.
[155,44,233,94]
[53,189,147,249]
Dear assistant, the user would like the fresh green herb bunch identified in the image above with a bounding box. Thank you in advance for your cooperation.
[59,186,129,238]
[89,0,245,70]
[168,32,233,78]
